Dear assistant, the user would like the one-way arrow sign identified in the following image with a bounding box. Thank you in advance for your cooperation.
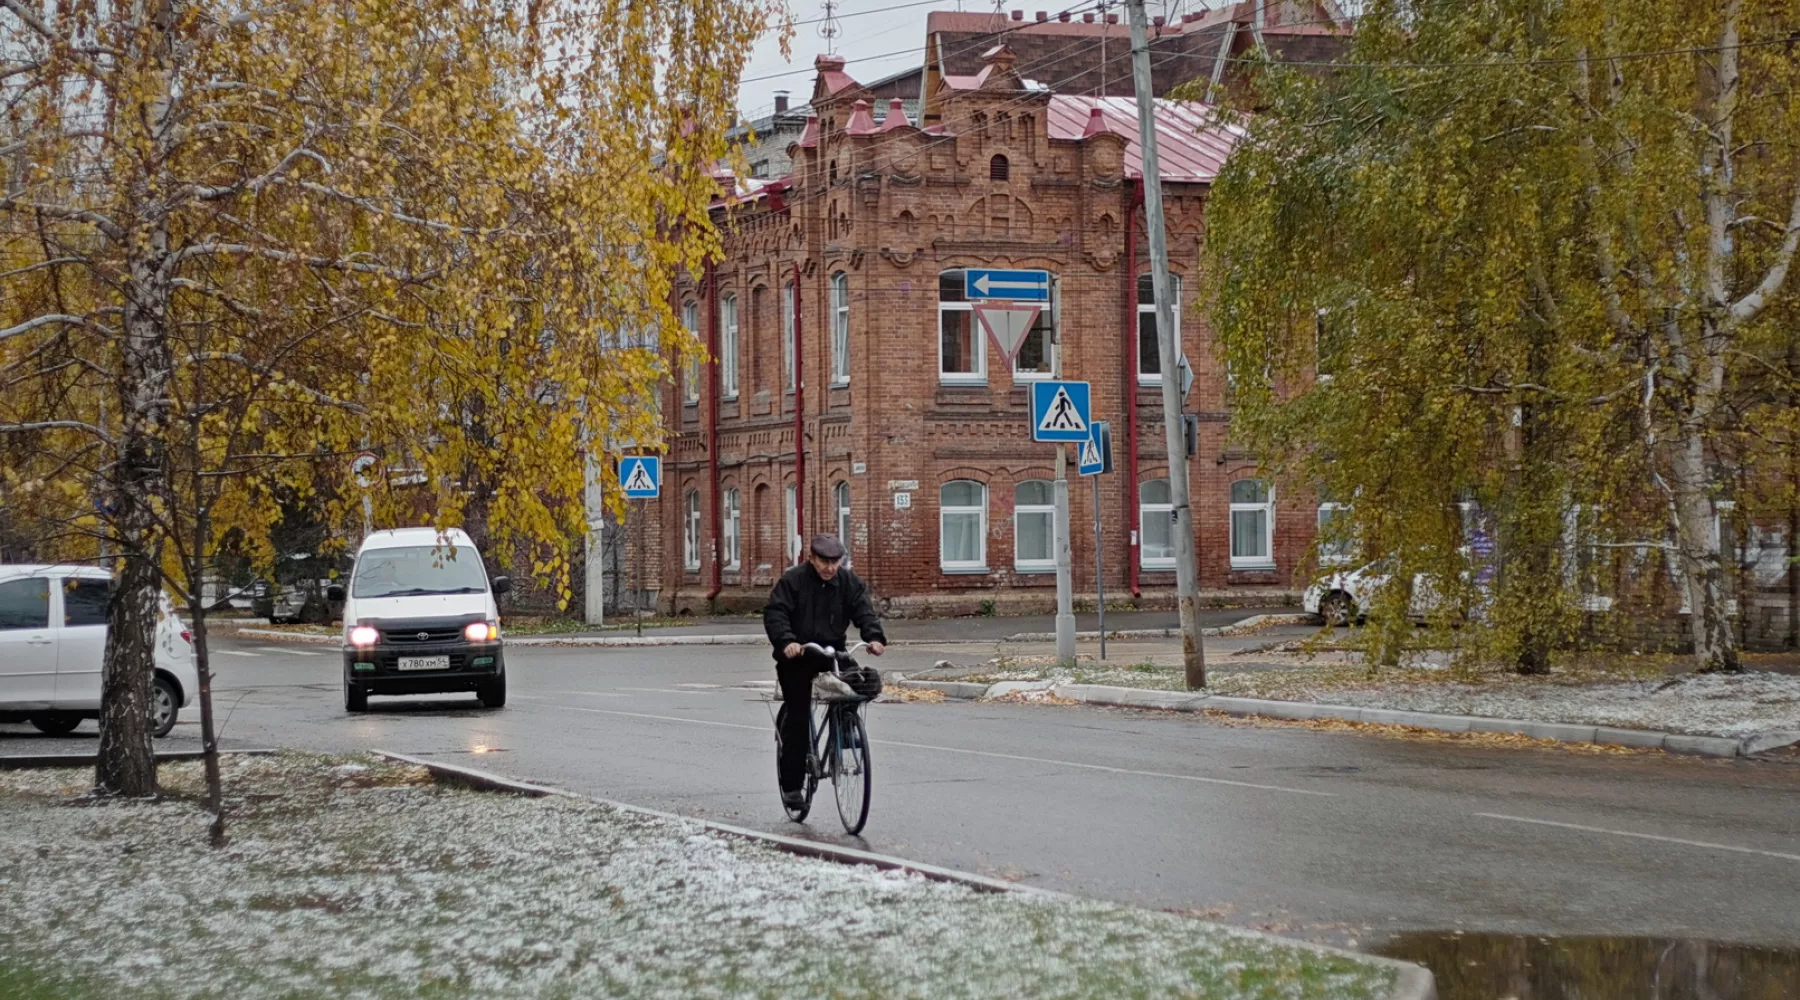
[966,268,1050,302]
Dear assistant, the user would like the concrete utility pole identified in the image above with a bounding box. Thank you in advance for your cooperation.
[1055,444,1076,665]
[1126,0,1206,687]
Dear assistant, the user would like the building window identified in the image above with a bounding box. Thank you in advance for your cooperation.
[782,281,796,392]
[785,484,801,564]
[1230,479,1275,568]
[1014,275,1057,379]
[683,490,701,571]
[722,487,742,570]
[835,481,852,565]
[938,270,983,383]
[1137,274,1182,382]
[682,301,700,403]
[989,154,1010,181]
[1014,480,1055,572]
[1139,478,1174,570]
[831,272,850,385]
[1315,306,1344,381]
[940,479,987,572]
[720,294,739,399]
[1317,502,1353,566]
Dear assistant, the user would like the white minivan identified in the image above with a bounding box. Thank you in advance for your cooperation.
[328,528,511,713]
[0,565,198,737]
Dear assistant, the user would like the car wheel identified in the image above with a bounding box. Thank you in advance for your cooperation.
[29,712,82,736]
[150,675,179,738]
[477,669,506,710]
[1320,591,1357,627]
[345,678,368,713]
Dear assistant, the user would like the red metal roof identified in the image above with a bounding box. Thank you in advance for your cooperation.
[1046,96,1242,184]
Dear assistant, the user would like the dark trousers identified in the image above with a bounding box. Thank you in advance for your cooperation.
[775,652,831,793]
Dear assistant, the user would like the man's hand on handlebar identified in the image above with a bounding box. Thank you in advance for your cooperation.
[783,642,803,660]
[868,641,885,656]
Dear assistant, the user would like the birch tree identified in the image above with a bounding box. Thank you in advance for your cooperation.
[1205,0,1800,674]
[2,0,771,797]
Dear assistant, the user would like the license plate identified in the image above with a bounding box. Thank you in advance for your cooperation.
[397,655,449,671]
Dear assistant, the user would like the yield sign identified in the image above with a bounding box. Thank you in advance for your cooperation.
[973,301,1041,368]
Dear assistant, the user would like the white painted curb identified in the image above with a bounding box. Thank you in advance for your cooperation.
[892,678,1794,759]
[373,749,1436,1000]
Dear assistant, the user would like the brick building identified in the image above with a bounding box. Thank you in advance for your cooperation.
[648,4,1352,616]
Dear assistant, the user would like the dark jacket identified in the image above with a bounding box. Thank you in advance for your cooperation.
[763,562,885,661]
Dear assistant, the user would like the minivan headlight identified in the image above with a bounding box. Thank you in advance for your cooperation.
[464,621,499,642]
[349,626,380,647]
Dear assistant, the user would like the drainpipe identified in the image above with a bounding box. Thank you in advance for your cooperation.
[1126,179,1143,598]
[792,260,806,561]
[706,261,723,603]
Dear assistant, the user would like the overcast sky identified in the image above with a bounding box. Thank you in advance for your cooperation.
[736,1,1202,119]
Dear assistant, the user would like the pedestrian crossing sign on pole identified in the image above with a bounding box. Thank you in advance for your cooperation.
[1078,421,1112,477]
[1030,380,1091,443]
[619,455,661,499]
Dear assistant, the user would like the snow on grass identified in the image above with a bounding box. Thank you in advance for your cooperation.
[942,657,1800,739]
[0,753,1395,1000]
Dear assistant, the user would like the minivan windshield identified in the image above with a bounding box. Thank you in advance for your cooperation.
[352,545,488,599]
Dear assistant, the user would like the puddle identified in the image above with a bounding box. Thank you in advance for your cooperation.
[1375,933,1800,999]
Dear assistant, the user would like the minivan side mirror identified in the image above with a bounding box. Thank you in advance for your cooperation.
[326,584,345,602]
[492,576,512,595]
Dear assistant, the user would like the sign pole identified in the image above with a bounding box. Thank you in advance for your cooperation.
[635,500,644,638]
[1093,472,1106,661]
[1055,444,1076,666]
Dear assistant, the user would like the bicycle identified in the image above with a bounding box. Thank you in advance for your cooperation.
[774,640,874,835]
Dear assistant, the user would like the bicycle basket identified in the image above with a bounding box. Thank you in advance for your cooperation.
[839,664,883,700]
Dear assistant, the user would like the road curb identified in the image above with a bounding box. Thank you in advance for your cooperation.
[372,749,1435,999]
[0,748,280,770]
[890,678,1785,758]
[233,627,337,644]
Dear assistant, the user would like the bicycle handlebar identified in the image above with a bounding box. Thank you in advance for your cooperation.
[799,640,870,660]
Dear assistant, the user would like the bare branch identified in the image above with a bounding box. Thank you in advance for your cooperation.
[0,196,124,242]
[170,277,265,318]
[1728,180,1800,324]
[0,0,56,40]
[0,256,84,280]
[182,139,328,203]
[0,420,117,446]
[0,313,107,343]
[169,243,439,282]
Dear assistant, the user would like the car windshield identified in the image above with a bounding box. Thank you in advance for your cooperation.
[352,545,488,599]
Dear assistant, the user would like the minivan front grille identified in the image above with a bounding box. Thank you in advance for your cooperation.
[384,626,465,644]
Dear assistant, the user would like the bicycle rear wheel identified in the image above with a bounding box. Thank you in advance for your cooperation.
[831,704,872,835]
[774,704,815,822]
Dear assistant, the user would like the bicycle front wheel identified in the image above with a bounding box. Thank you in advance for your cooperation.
[831,705,872,835]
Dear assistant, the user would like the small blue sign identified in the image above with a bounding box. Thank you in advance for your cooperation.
[1078,421,1112,477]
[1030,380,1091,443]
[619,456,661,499]
[965,268,1050,302]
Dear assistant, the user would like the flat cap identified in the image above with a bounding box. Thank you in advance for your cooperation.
[809,534,846,560]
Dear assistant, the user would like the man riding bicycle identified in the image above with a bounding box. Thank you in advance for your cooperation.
[763,534,886,810]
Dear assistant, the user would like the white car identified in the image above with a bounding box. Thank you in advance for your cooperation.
[1303,563,1450,626]
[0,564,198,737]
[329,527,511,712]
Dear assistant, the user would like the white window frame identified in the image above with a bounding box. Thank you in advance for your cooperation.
[939,480,988,573]
[1316,502,1353,566]
[1137,273,1181,384]
[782,281,796,392]
[938,270,985,385]
[722,488,742,570]
[683,490,701,571]
[720,293,739,399]
[1013,480,1056,573]
[1011,274,1058,383]
[682,302,701,403]
[835,481,852,566]
[830,272,851,386]
[1229,479,1276,569]
[1139,479,1175,571]
[784,484,801,564]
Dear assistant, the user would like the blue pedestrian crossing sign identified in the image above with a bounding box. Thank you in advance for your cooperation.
[965,268,1050,302]
[1031,380,1091,443]
[1078,421,1112,477]
[619,455,661,499]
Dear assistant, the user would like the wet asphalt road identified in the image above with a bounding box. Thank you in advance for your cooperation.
[7,633,1799,951]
